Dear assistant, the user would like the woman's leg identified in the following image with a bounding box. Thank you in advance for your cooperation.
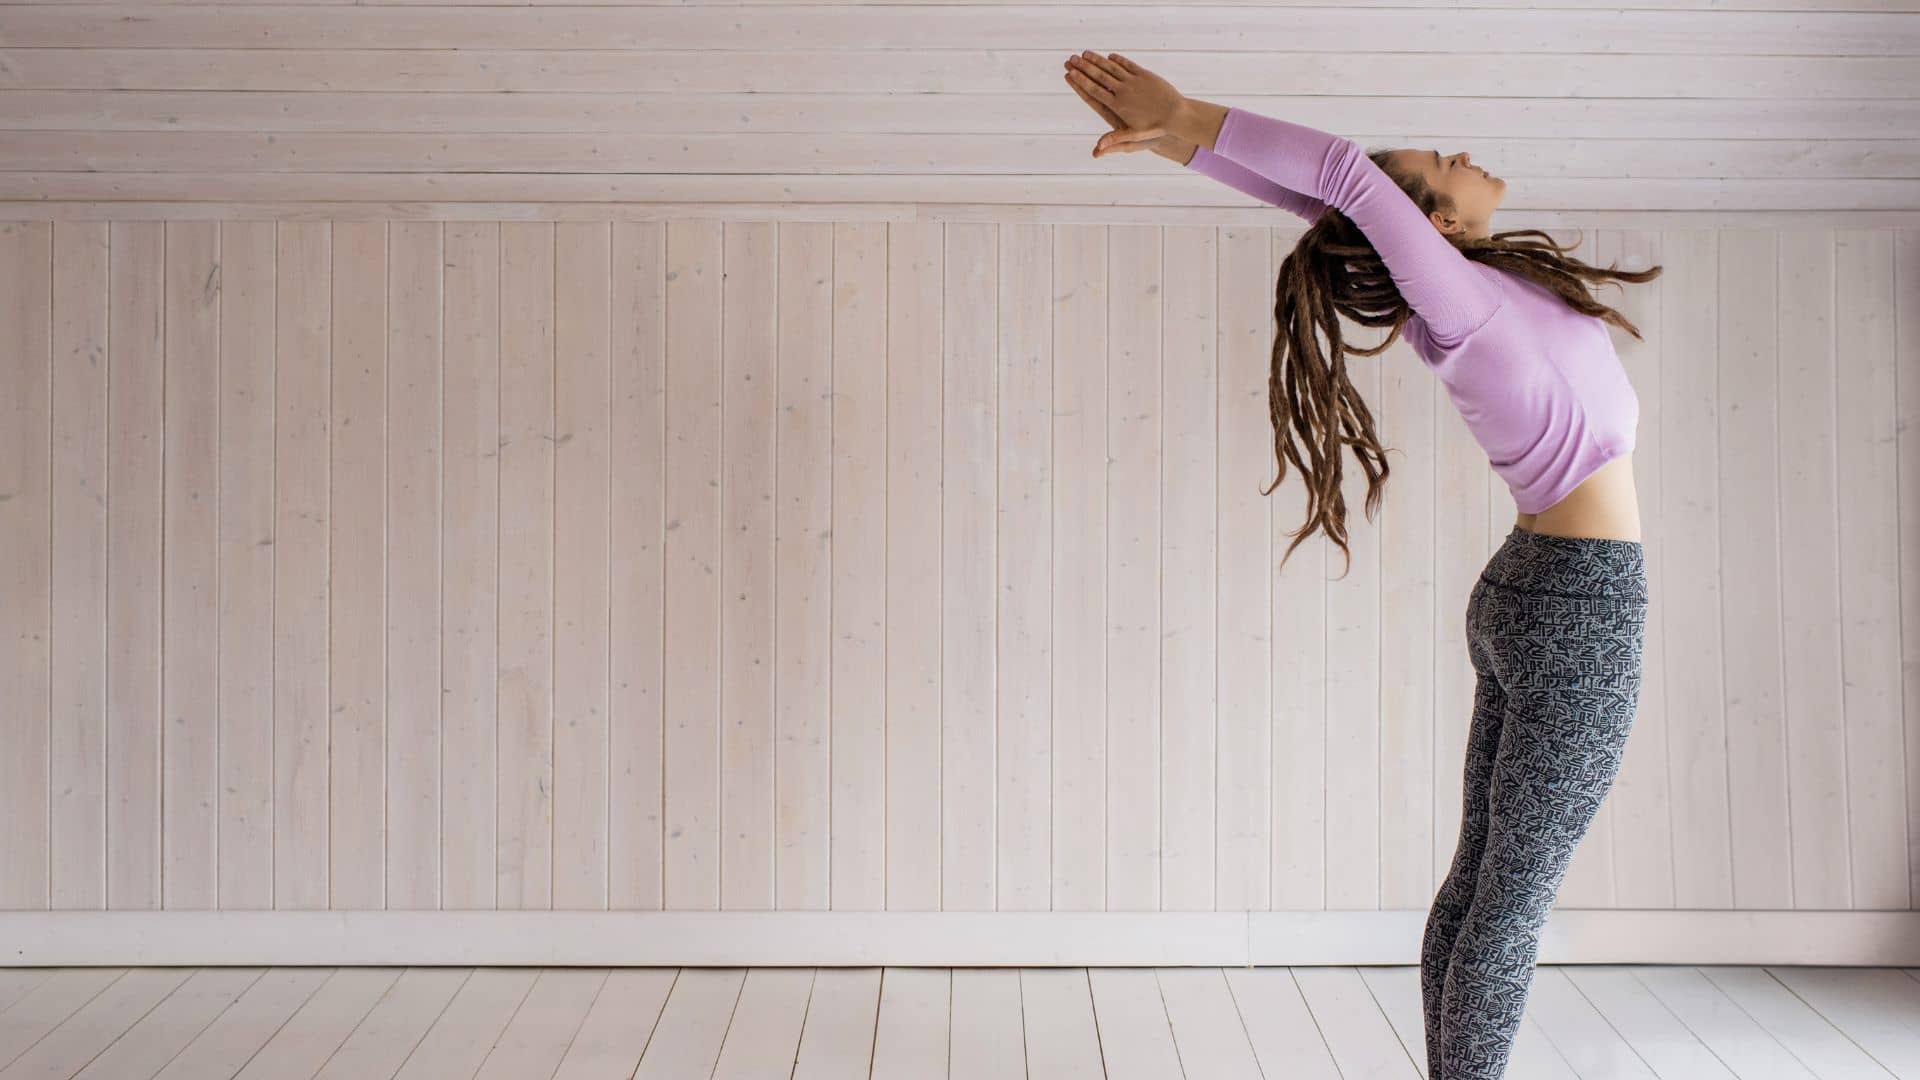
[1420,587,1504,1079]
[1432,592,1644,1079]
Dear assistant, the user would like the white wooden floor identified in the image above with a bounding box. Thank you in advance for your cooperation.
[2,965,1918,1079]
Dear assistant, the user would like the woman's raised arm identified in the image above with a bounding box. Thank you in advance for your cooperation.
[1182,142,1328,225]
[1183,104,1504,345]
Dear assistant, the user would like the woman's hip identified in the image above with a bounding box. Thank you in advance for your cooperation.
[1479,524,1646,601]
[1468,527,1648,691]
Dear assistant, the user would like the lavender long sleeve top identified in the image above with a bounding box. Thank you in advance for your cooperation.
[1186,106,1638,515]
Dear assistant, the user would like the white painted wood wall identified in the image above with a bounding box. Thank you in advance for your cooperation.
[0,0,1917,962]
[3,220,1917,924]
[0,2,1916,221]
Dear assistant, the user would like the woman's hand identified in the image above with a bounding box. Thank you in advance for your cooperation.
[1061,52,1187,157]
[1064,52,1178,158]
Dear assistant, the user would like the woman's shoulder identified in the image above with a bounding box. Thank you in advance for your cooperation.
[1471,259,1511,293]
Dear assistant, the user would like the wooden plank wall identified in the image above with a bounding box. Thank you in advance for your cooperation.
[1,219,1916,915]
[0,3,1916,218]
[0,0,1916,921]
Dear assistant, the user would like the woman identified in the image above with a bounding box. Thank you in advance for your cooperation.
[1065,51,1661,1079]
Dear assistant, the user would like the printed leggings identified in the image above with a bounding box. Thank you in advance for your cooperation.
[1420,525,1648,1079]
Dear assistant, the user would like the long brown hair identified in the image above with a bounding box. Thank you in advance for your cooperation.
[1264,146,1664,576]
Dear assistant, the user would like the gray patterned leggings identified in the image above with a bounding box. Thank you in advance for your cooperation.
[1420,525,1648,1079]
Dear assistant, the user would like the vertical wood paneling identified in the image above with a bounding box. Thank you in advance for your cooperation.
[386,220,442,911]
[1160,224,1215,912]
[1215,226,1271,912]
[1897,231,1920,912]
[553,221,610,911]
[1661,229,1735,909]
[995,223,1051,911]
[1325,348,1383,910]
[1717,230,1793,910]
[1105,225,1162,912]
[610,221,666,910]
[1380,293,1437,912]
[1052,224,1108,911]
[216,222,275,911]
[51,220,108,911]
[161,220,221,910]
[10,217,1917,922]
[328,220,386,910]
[0,221,51,910]
[829,222,887,910]
[497,221,554,910]
[883,221,943,912]
[1776,230,1849,910]
[1835,229,1908,909]
[1270,227,1328,913]
[273,220,330,910]
[719,220,776,911]
[773,221,832,912]
[441,221,499,911]
[662,219,722,911]
[108,221,164,911]
[1607,230,1676,909]
[940,221,996,912]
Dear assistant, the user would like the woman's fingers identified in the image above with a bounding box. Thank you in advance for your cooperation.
[1093,127,1162,155]
[1108,53,1144,76]
[1067,65,1119,108]
[1066,50,1166,150]
[1067,51,1121,95]
[1066,76,1124,131]
[1067,66,1113,106]
[1065,72,1125,130]
[1079,50,1130,87]
[1071,50,1181,131]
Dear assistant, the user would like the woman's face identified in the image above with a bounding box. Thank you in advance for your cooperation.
[1388,148,1506,239]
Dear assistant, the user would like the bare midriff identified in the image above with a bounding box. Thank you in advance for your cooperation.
[1513,454,1641,543]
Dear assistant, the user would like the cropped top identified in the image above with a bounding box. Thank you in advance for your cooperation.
[1184,106,1639,515]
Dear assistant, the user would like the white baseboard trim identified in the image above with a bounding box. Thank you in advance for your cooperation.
[1248,910,1920,966]
[4,910,1916,967]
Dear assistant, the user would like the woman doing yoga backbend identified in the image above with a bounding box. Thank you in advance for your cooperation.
[1066,51,1663,1080]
